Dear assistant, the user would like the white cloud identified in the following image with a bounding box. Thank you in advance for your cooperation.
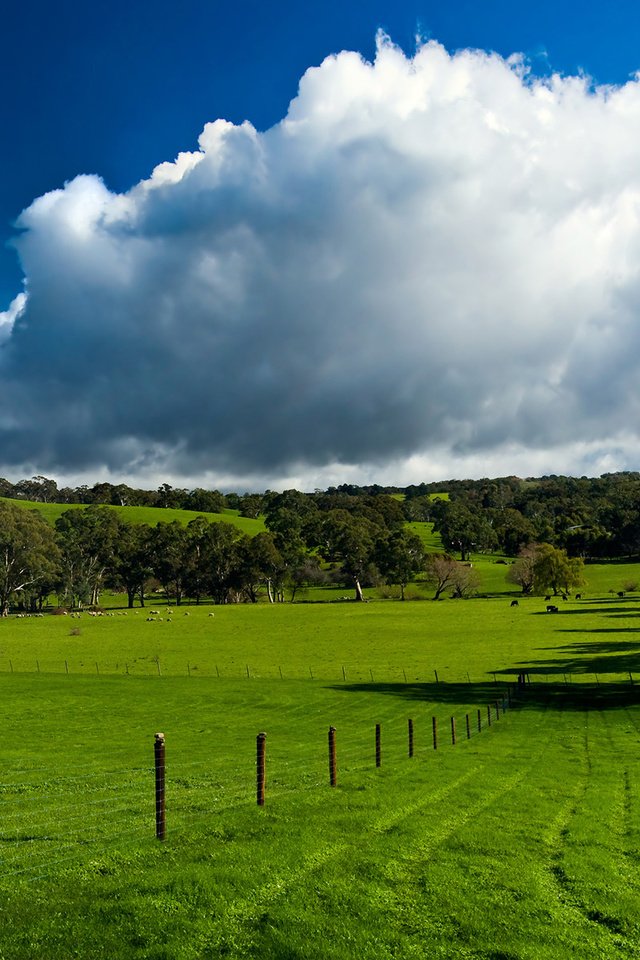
[0,291,26,344]
[3,32,640,489]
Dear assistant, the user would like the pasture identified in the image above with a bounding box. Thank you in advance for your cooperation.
[1,595,640,958]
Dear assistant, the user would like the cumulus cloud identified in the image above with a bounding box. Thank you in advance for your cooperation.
[3,32,640,488]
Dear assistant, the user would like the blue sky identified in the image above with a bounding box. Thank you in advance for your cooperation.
[3,1,640,489]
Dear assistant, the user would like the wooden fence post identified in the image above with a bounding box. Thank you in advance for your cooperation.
[408,718,414,758]
[256,732,267,806]
[477,708,482,732]
[328,726,337,787]
[154,733,166,841]
[451,717,456,745]
[375,723,381,768]
[466,714,471,740]
[432,716,438,750]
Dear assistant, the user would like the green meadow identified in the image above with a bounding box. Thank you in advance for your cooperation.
[1,593,640,958]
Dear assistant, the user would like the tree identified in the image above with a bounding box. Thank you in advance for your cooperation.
[55,506,122,608]
[185,489,227,514]
[449,566,481,598]
[0,502,60,615]
[150,522,190,604]
[530,543,585,596]
[201,522,243,604]
[13,475,58,503]
[433,502,497,560]
[424,554,471,600]
[237,532,284,603]
[490,508,537,557]
[314,511,378,601]
[111,523,153,607]
[505,545,537,595]
[376,529,425,600]
[507,543,585,596]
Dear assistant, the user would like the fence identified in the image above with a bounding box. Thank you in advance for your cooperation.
[0,675,526,892]
[3,671,636,886]
[1,657,635,687]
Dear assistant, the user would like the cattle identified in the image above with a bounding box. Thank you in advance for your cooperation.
[618,591,625,598]
[546,604,559,613]
[510,600,519,607]
[575,593,582,600]
[545,595,551,601]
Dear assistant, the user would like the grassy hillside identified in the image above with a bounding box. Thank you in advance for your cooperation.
[0,497,265,535]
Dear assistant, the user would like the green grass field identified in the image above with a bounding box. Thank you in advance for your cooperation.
[1,594,640,958]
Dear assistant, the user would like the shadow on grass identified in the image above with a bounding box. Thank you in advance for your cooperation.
[531,605,640,616]
[328,676,640,711]
[508,639,640,677]
[328,680,509,708]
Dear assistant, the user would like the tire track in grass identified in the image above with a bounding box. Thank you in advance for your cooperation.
[587,706,640,943]
[200,706,544,954]
[538,704,639,957]
[215,765,482,936]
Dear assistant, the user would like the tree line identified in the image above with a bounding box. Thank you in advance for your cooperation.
[0,493,427,614]
[4,471,640,559]
[0,479,590,615]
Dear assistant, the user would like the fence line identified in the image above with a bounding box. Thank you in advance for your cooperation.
[11,672,636,886]
[5,659,609,686]
[0,679,524,886]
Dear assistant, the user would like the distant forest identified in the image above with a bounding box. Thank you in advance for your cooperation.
[4,471,640,561]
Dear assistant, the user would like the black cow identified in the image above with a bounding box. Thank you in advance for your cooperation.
[546,604,559,613]
[510,600,519,607]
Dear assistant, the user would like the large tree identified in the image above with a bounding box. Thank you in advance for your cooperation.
[376,529,425,600]
[507,543,585,596]
[314,510,378,601]
[432,502,497,561]
[55,506,122,608]
[111,523,153,608]
[0,502,60,615]
[150,521,190,604]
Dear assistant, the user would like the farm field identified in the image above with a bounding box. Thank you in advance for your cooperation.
[1,597,640,958]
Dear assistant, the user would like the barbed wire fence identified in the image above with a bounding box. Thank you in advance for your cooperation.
[0,676,535,887]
